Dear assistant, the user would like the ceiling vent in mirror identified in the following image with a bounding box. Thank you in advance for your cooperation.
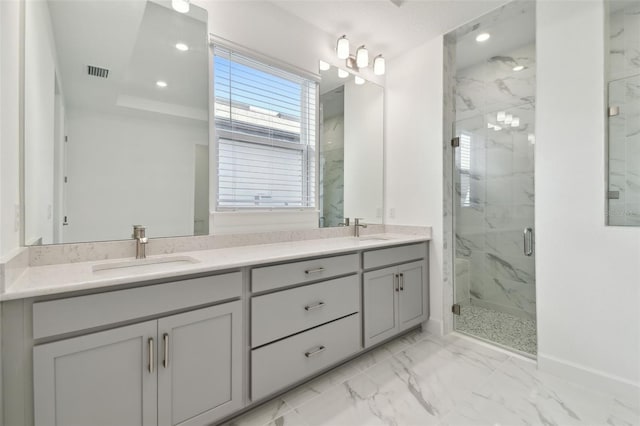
[87,65,109,79]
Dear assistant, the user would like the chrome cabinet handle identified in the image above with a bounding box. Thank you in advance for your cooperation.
[523,227,534,256]
[163,333,169,368]
[148,338,154,374]
[394,274,399,292]
[305,267,325,275]
[304,345,326,358]
[399,273,404,291]
[304,301,325,311]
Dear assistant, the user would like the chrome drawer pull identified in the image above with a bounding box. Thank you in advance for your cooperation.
[305,267,325,275]
[304,301,326,311]
[304,345,326,358]
[148,338,154,374]
[163,333,169,369]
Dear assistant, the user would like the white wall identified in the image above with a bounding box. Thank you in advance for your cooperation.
[64,110,207,242]
[24,0,57,245]
[0,0,22,257]
[344,80,384,224]
[385,36,444,331]
[536,1,640,396]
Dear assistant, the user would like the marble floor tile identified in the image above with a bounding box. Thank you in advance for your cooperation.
[447,357,620,426]
[225,330,637,426]
[359,335,508,420]
[280,358,363,409]
[224,398,293,426]
[293,370,440,426]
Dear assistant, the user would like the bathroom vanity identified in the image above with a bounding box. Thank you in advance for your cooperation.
[1,235,429,426]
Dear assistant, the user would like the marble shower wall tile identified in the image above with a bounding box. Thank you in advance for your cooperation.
[608,4,640,226]
[320,114,345,228]
[443,33,456,334]
[608,75,640,225]
[450,5,536,319]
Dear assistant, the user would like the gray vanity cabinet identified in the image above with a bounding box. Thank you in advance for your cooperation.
[362,266,399,347]
[157,302,242,426]
[33,301,242,426]
[363,244,429,348]
[33,321,158,426]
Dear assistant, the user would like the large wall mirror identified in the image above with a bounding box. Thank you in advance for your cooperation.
[23,0,209,245]
[607,0,640,226]
[318,66,383,227]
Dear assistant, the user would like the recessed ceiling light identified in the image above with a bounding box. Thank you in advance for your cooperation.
[513,65,524,72]
[175,43,189,52]
[156,81,167,88]
[475,32,490,42]
[172,0,189,13]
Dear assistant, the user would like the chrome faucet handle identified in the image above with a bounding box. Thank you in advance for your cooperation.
[132,225,146,239]
[353,218,367,237]
[132,225,148,259]
[354,218,367,228]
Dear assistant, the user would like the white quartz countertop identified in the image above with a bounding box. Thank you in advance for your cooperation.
[2,233,429,301]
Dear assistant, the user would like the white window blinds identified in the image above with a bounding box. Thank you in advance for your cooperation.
[213,47,317,209]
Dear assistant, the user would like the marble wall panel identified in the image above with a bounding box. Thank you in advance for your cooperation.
[608,4,640,225]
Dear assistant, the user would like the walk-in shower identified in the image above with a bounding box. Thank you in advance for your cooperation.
[447,1,537,356]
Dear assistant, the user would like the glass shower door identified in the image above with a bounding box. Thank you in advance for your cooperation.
[452,106,537,356]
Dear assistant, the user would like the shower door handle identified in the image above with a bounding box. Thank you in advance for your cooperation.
[523,227,533,256]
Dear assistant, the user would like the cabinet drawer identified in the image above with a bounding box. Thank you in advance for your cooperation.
[251,253,358,293]
[251,275,359,348]
[363,243,427,270]
[33,272,242,339]
[251,314,361,401]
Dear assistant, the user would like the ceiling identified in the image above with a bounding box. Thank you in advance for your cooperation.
[270,0,508,61]
[46,0,208,121]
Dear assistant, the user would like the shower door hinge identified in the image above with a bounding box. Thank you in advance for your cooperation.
[451,137,460,148]
[452,304,461,316]
[608,106,620,117]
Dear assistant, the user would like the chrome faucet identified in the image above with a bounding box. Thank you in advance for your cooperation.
[354,218,367,237]
[132,225,148,259]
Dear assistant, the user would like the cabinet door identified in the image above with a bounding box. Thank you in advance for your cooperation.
[33,321,157,426]
[398,260,428,330]
[158,301,243,426]
[363,266,399,347]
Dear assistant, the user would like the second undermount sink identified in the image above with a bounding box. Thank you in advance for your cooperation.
[92,256,200,276]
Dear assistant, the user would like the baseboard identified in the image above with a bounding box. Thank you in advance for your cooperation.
[423,318,443,336]
[538,352,640,400]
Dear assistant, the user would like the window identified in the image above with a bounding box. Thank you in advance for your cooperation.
[459,132,472,207]
[213,47,317,209]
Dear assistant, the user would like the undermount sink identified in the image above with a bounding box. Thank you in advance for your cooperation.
[358,236,394,242]
[92,256,199,276]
